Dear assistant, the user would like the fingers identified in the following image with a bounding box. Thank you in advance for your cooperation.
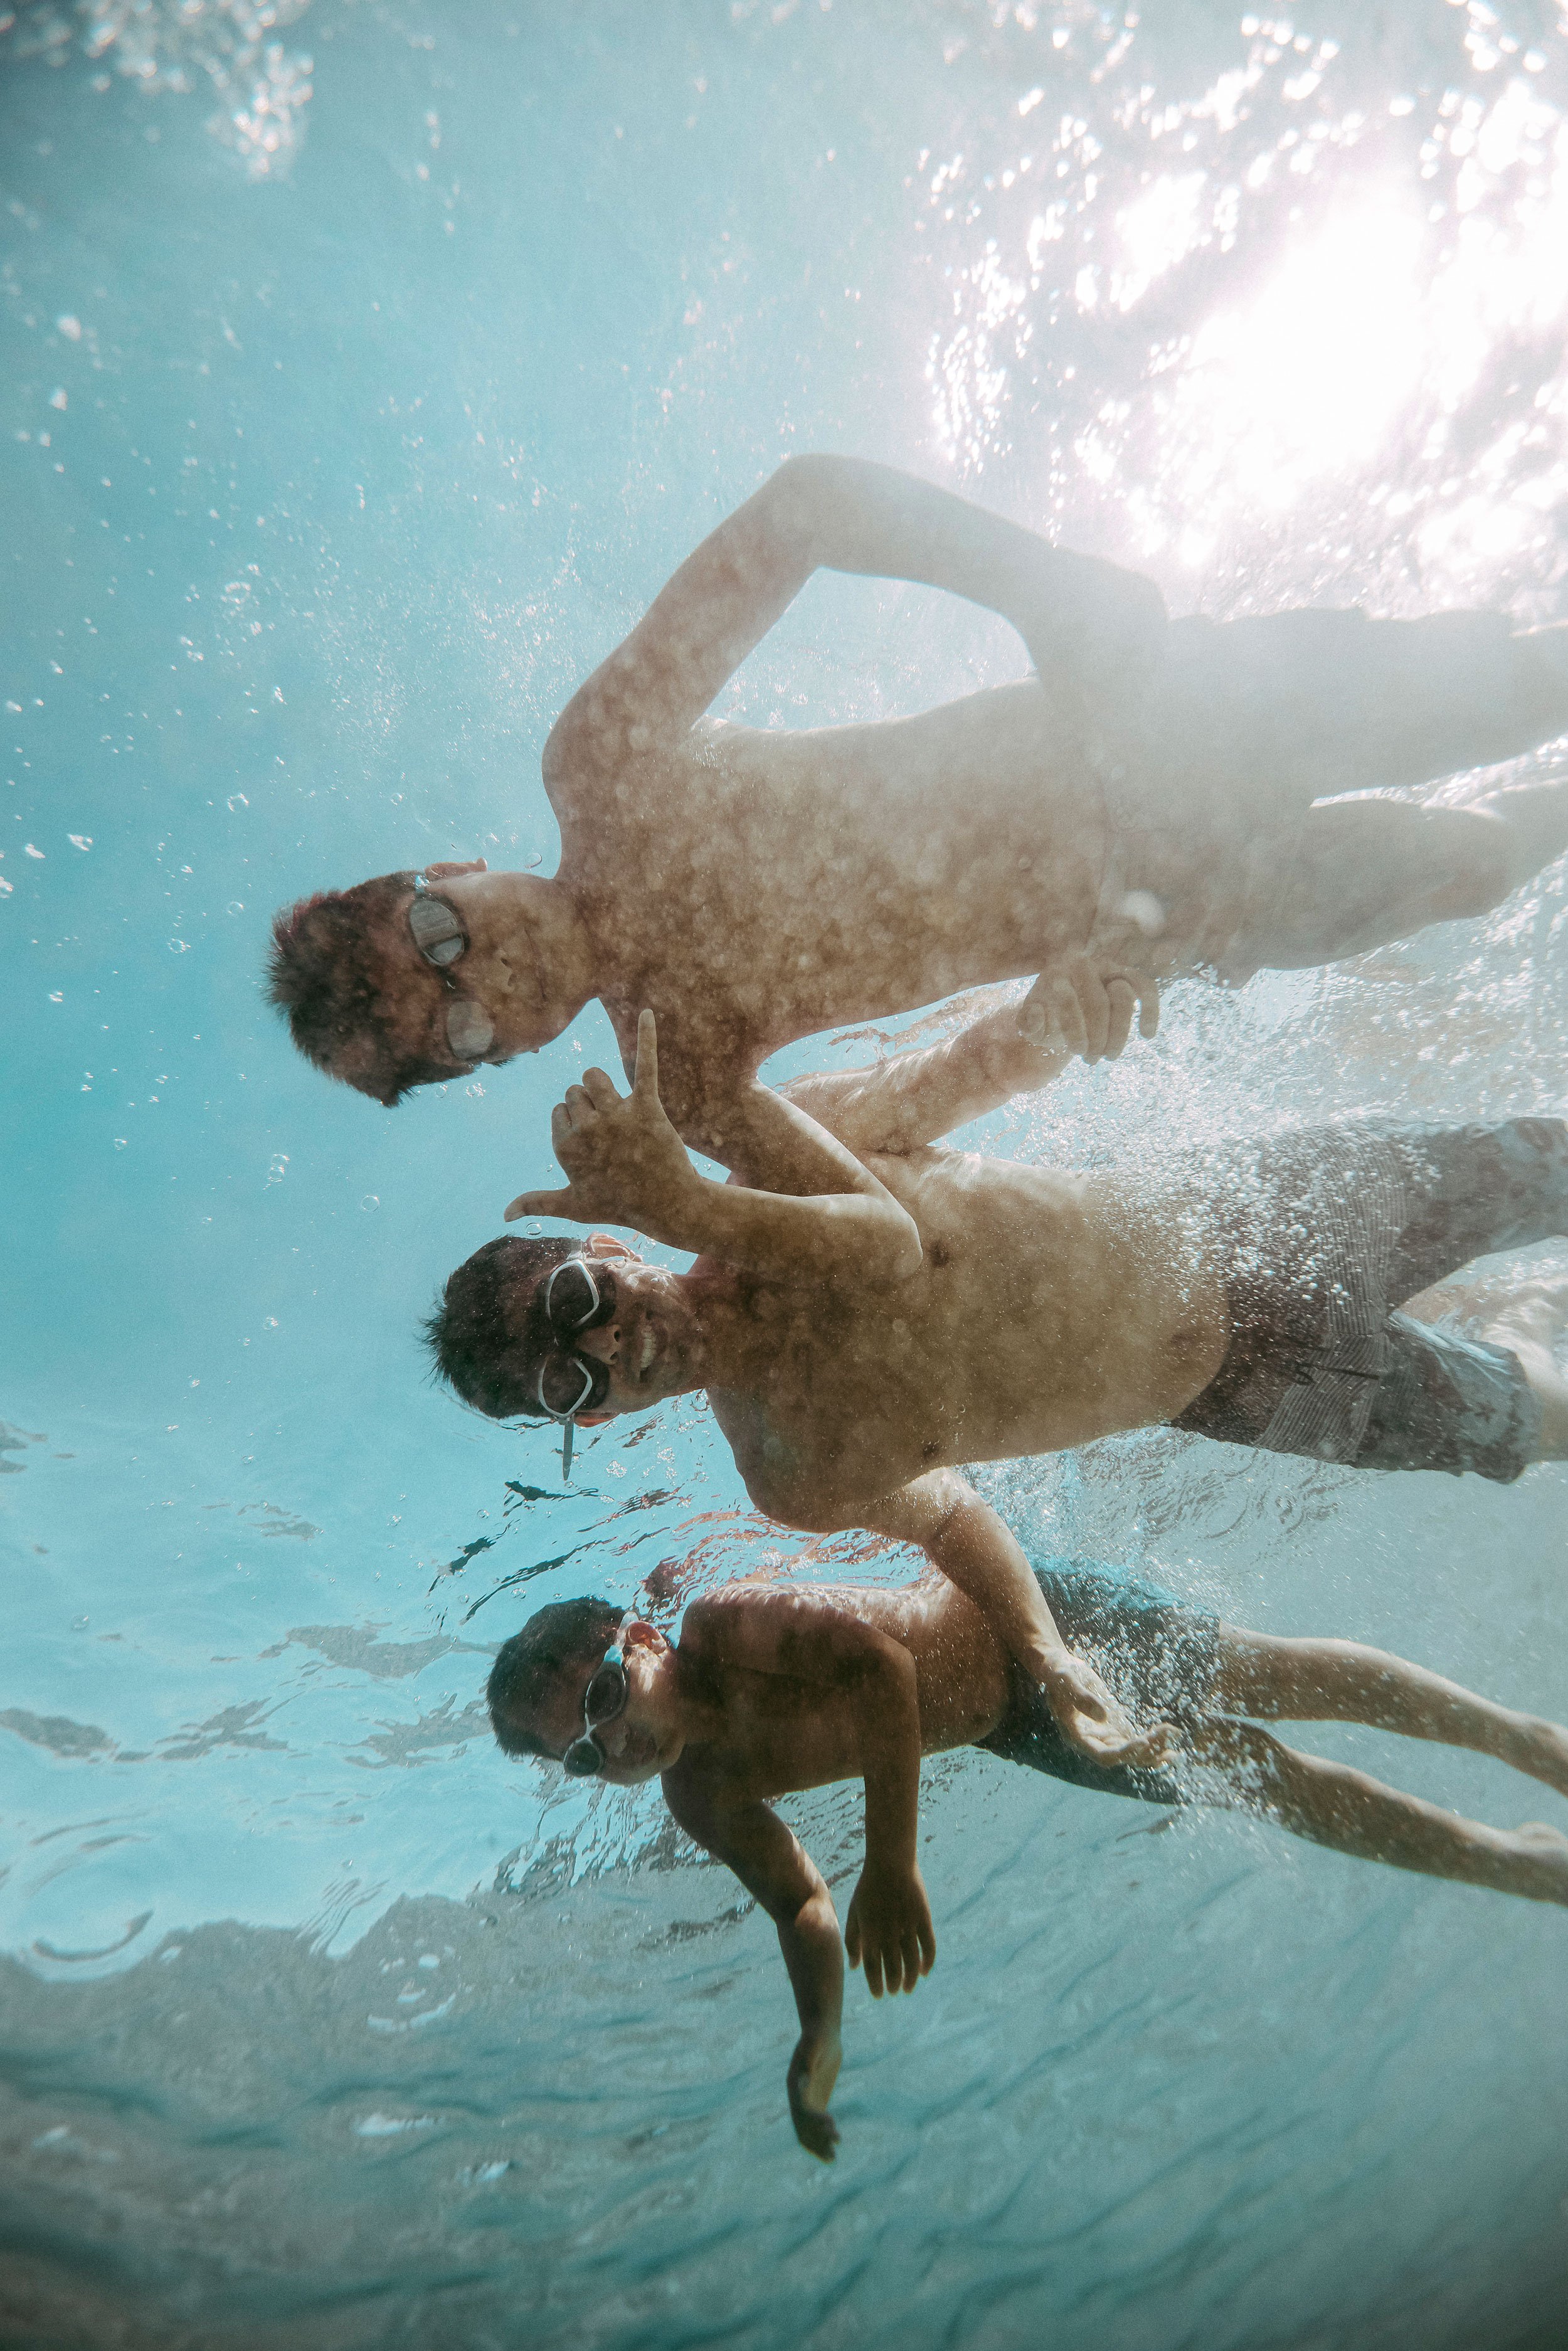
[1138,977,1161,1039]
[580,1065,623,1112]
[1076,967,1111,1063]
[899,1931,924,1993]
[504,1187,576,1223]
[632,1007,659,1099]
[793,2107,840,2163]
[1020,970,1084,1061]
[1103,977,1135,1060]
[844,1904,861,1969]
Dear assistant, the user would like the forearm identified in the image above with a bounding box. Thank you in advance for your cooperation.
[781,1009,1064,1155]
[635,1162,921,1284]
[923,1485,1073,1674]
[784,453,1160,650]
[776,1889,845,2043]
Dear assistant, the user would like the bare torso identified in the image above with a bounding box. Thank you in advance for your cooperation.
[664,1571,1011,1815]
[554,681,1120,1129]
[704,1146,1228,1528]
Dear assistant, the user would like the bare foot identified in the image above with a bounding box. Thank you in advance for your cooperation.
[1481,1272,1568,1357]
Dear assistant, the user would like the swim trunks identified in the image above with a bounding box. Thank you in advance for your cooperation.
[1171,1118,1565,1480]
[1087,608,1568,984]
[976,1558,1221,1807]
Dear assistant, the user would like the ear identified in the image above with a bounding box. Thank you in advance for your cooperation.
[425,857,488,879]
[620,1616,669,1655]
[585,1231,642,1264]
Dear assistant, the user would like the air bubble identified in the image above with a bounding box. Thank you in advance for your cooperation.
[265,1153,289,1186]
[263,1316,278,1329]
[525,849,543,869]
[465,1080,485,1098]
[167,938,189,954]
[68,834,92,851]
[114,1137,127,1149]
[226,793,248,812]
[360,1194,379,1211]
[226,901,244,915]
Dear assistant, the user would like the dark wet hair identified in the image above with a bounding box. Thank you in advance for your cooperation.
[266,870,452,1107]
[424,1233,579,1421]
[487,1595,623,1760]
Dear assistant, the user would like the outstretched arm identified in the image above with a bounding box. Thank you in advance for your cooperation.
[545,454,1167,776]
[506,1009,924,1285]
[779,956,1161,1157]
[663,1780,845,2162]
[859,1472,1170,1770]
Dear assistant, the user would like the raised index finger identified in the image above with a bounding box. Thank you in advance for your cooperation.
[632,1007,660,1100]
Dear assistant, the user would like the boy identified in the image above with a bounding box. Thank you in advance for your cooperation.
[430,993,1568,1564]
[490,1557,1568,2159]
[268,454,1568,1165]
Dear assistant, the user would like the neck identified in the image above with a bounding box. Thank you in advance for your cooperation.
[670,1268,776,1397]
[465,871,596,1036]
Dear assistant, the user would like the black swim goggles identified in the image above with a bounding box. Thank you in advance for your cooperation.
[533,1255,618,1477]
[408,874,495,1064]
[561,1632,630,1778]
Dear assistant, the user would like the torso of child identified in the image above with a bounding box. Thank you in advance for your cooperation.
[706,1149,1229,1531]
[664,1573,1012,1815]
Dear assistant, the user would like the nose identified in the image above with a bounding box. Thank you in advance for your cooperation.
[578,1320,620,1366]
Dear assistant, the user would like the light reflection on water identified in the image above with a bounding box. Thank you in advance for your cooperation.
[1,3,1567,2344]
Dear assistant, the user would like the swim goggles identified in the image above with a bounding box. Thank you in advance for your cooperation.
[534,1255,618,1477]
[408,874,495,1064]
[561,1632,630,1778]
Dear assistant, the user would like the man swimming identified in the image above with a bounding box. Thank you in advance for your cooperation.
[490,1555,1568,2158]
[427,992,1568,1562]
[267,454,1568,1164]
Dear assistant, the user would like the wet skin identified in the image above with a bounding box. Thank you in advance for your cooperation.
[329,457,1568,1159]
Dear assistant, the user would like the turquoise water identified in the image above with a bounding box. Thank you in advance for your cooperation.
[3,3,1567,2344]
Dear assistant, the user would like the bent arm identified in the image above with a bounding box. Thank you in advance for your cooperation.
[548,454,1167,763]
[508,1012,923,1285]
[859,1473,1171,1770]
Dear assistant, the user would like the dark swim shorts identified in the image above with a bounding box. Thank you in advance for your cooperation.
[976,1559,1221,1808]
[1170,1118,1565,1482]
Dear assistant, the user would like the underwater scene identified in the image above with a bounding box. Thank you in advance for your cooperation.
[3,2,1567,2345]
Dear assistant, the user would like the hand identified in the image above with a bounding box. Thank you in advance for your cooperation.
[844,1862,936,1999]
[505,1009,692,1229]
[1030,1647,1175,1773]
[1017,957,1160,1068]
[967,957,1158,1099]
[787,2027,842,2163]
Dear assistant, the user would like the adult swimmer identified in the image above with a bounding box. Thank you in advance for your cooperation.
[267,454,1568,1165]
[425,990,1568,1674]
[488,1553,1568,2160]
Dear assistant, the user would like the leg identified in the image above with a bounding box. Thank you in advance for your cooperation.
[1210,1626,1568,1795]
[1184,1716,1568,1906]
[1254,793,1566,970]
[1480,1275,1568,1462]
[1384,1118,1568,1303]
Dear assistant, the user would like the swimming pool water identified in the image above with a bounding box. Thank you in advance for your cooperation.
[3,4,1567,2345]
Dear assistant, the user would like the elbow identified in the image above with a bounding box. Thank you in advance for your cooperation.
[768,453,845,543]
[851,1204,923,1287]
